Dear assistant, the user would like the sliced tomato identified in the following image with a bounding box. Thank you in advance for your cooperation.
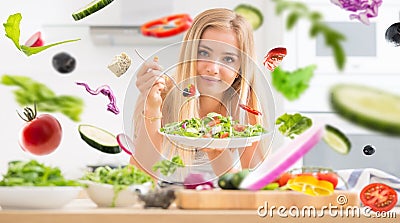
[360,183,398,212]
[316,172,339,189]
[233,124,246,132]
[207,117,221,127]
[220,132,229,138]
[239,104,262,116]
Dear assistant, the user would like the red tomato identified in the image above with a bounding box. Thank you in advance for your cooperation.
[220,132,229,138]
[277,172,294,187]
[207,117,221,127]
[360,183,398,212]
[18,107,62,156]
[316,172,339,189]
[233,124,246,132]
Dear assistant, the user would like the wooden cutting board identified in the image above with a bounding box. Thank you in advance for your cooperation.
[175,190,359,210]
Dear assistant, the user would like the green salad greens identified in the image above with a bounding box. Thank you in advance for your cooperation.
[81,165,153,207]
[160,112,266,138]
[152,155,185,177]
[275,113,312,139]
[0,160,81,186]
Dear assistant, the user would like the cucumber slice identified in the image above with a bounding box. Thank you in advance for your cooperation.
[78,124,121,154]
[72,0,114,21]
[234,4,264,30]
[330,84,400,135]
[323,125,351,155]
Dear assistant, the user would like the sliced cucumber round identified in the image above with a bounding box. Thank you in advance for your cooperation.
[78,124,121,154]
[330,84,400,135]
[72,0,114,21]
[323,125,351,155]
[234,4,264,30]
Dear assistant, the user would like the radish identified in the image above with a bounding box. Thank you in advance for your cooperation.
[24,31,44,47]
[239,123,325,190]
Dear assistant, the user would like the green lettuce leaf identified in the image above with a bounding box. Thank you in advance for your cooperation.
[275,113,312,139]
[271,65,316,101]
[3,13,80,56]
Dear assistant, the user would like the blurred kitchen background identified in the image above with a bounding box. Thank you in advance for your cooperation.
[0,0,399,178]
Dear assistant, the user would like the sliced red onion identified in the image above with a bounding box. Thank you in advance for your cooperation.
[331,0,382,25]
[76,82,119,114]
[183,173,214,190]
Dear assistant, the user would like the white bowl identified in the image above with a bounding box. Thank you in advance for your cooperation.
[82,181,152,207]
[0,186,82,209]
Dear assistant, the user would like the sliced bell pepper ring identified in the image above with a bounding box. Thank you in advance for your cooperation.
[141,14,193,38]
[286,175,334,196]
[239,103,262,116]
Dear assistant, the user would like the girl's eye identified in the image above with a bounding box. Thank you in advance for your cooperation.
[223,56,235,63]
[198,50,209,57]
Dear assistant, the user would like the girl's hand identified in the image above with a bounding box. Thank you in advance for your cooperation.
[136,59,165,109]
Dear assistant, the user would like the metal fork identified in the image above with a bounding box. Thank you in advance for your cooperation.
[135,49,200,98]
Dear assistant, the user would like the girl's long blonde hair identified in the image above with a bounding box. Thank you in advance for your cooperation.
[134,8,274,179]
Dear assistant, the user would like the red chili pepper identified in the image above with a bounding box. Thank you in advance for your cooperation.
[263,47,287,71]
[239,104,262,116]
[141,14,193,38]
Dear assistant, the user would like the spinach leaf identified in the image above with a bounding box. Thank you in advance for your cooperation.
[276,113,312,139]
[3,13,80,56]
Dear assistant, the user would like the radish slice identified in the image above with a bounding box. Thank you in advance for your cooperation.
[25,31,44,47]
[116,133,135,156]
[239,123,324,190]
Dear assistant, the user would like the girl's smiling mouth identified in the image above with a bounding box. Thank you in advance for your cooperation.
[200,75,221,82]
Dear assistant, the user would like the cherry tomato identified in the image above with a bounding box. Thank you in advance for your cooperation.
[360,183,398,212]
[263,47,287,71]
[220,132,229,138]
[277,172,294,187]
[207,117,221,127]
[18,105,62,155]
[316,172,339,189]
[239,104,262,116]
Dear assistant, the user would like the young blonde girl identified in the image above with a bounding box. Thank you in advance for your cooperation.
[131,8,274,181]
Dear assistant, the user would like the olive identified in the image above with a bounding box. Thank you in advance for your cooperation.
[363,144,375,156]
[52,52,76,74]
[385,22,400,47]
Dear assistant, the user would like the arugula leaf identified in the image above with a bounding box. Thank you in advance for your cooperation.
[1,75,84,122]
[3,13,80,56]
[275,113,312,139]
[271,65,316,101]
[273,0,346,71]
[152,156,185,177]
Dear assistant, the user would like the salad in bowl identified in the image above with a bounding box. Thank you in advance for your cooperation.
[159,112,269,149]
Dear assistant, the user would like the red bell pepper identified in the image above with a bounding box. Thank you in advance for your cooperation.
[141,14,193,38]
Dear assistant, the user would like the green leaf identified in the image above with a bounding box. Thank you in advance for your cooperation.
[3,13,21,50]
[276,113,313,139]
[20,39,80,56]
[286,12,300,30]
[331,42,346,71]
[271,65,316,101]
[3,12,80,56]
[1,74,84,122]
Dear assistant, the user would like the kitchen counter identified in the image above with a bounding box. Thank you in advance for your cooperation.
[0,199,398,223]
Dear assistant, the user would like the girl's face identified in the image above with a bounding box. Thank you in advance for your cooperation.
[196,27,241,97]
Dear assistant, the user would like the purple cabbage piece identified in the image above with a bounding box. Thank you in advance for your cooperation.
[331,0,383,25]
[76,82,119,114]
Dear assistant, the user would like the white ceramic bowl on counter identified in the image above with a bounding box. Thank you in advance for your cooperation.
[0,186,82,209]
[82,181,153,207]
